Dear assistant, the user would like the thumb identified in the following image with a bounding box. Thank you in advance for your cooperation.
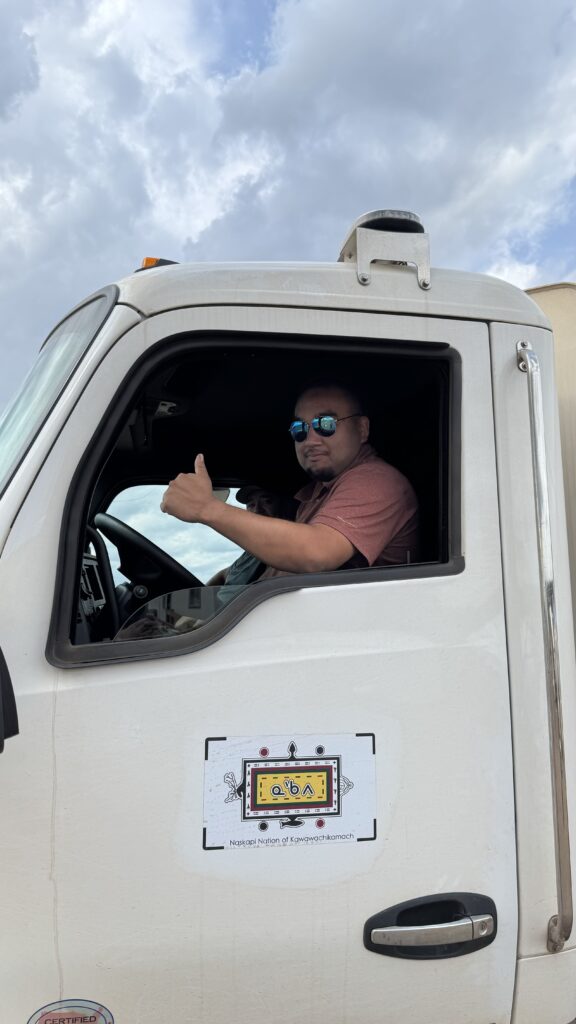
[195,452,210,478]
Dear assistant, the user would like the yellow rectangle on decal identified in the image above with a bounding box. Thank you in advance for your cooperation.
[256,770,328,806]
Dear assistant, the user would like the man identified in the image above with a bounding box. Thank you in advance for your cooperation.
[160,383,419,574]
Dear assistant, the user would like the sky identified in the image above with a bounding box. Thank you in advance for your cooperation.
[106,484,246,583]
[1,0,576,583]
[1,0,576,415]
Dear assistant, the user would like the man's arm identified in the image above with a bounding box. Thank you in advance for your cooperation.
[161,454,354,573]
[206,566,230,586]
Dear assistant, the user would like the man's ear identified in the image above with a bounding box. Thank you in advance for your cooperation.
[359,415,370,443]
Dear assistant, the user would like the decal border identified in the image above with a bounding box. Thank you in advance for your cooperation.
[203,733,377,849]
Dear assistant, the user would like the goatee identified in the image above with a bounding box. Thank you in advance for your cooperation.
[306,466,336,481]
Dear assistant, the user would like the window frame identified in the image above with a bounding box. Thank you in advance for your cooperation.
[47,328,463,668]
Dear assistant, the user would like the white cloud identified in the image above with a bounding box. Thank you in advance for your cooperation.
[0,2,39,119]
[485,251,541,290]
[80,0,209,83]
[1,0,576,412]
[107,484,244,582]
[0,164,38,249]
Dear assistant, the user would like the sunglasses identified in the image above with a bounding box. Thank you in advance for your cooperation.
[289,413,362,443]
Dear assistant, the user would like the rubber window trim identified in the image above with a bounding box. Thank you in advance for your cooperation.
[0,646,19,748]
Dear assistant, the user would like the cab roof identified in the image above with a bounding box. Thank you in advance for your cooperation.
[115,259,550,330]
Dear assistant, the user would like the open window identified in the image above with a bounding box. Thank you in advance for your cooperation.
[49,331,461,665]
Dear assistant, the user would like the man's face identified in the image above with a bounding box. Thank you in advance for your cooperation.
[293,387,369,481]
[245,489,277,517]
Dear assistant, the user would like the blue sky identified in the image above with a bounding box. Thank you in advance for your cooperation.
[1,0,576,412]
[195,0,277,75]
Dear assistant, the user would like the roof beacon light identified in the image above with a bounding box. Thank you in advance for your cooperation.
[136,257,179,273]
[338,209,431,290]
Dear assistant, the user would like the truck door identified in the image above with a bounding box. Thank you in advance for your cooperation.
[0,304,517,1024]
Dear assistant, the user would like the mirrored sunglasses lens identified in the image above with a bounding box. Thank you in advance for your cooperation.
[289,420,308,442]
[315,415,337,436]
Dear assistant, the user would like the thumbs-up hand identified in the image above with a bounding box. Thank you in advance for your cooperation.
[161,454,215,523]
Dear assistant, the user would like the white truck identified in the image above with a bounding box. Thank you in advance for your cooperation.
[1,211,575,1024]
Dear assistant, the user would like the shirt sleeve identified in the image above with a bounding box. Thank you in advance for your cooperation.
[309,463,417,566]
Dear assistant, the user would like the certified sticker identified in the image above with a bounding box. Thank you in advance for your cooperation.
[27,999,114,1024]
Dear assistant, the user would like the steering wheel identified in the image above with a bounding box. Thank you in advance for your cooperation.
[94,512,204,595]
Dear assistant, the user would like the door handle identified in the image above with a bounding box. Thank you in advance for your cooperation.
[364,892,497,959]
[371,913,494,947]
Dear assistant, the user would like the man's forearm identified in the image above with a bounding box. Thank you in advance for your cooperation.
[203,502,337,573]
[160,458,354,572]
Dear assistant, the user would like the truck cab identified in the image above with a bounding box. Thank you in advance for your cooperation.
[1,211,575,1024]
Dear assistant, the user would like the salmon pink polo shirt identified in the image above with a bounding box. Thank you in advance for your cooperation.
[264,443,419,577]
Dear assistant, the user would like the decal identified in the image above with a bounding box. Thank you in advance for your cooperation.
[27,999,113,1024]
[203,733,376,849]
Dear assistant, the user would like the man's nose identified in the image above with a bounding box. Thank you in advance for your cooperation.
[299,434,325,453]
[297,424,321,446]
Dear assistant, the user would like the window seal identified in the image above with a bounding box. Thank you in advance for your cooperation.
[0,646,19,748]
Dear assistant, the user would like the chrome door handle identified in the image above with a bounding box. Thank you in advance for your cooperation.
[371,914,494,948]
[364,893,497,959]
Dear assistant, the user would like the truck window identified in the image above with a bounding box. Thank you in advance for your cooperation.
[104,484,245,585]
[0,288,117,500]
[50,332,461,663]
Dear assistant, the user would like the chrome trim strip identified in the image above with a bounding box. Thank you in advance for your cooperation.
[517,340,573,952]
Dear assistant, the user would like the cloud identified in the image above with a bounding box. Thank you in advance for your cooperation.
[484,248,541,290]
[0,3,39,119]
[1,0,576,416]
[107,484,244,582]
[197,0,576,267]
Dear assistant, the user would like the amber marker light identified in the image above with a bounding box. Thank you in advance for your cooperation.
[134,256,179,273]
